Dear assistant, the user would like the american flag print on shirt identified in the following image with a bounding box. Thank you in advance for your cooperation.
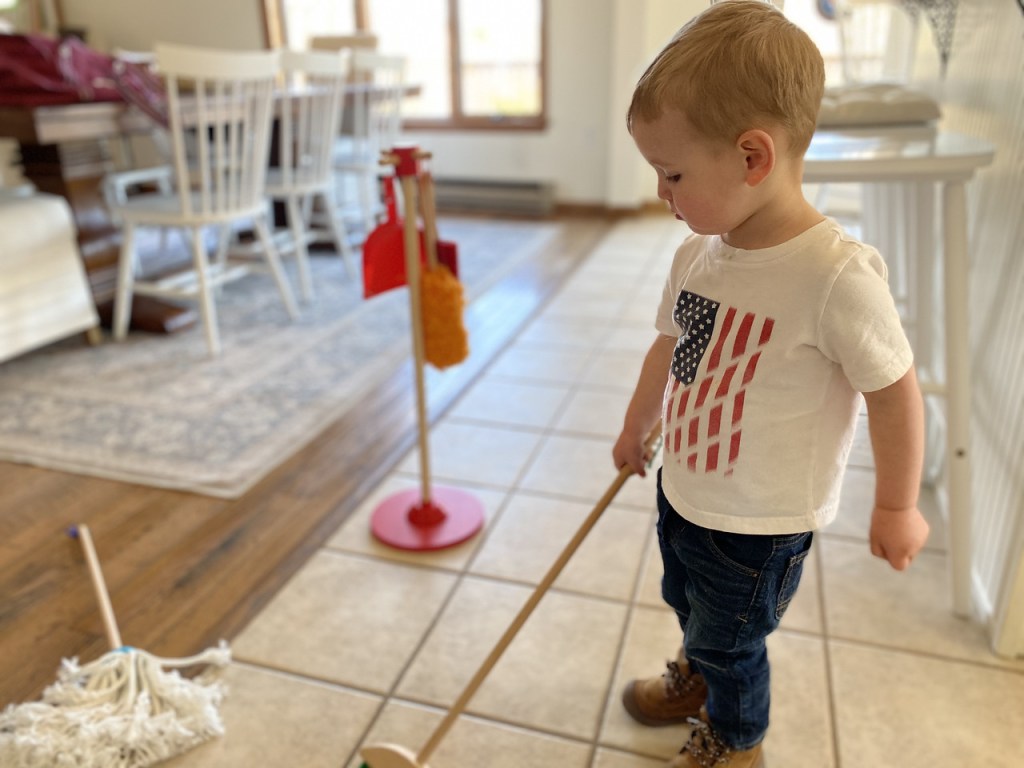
[664,290,775,475]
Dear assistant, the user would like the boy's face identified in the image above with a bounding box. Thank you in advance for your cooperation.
[631,110,751,237]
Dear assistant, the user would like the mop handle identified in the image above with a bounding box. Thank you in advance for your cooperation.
[75,524,123,650]
[417,425,663,764]
[418,171,440,271]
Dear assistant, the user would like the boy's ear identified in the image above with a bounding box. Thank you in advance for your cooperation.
[736,129,775,187]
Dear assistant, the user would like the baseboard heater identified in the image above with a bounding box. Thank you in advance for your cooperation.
[433,178,555,217]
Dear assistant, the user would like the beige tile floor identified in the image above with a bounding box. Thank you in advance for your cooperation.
[171,214,1024,768]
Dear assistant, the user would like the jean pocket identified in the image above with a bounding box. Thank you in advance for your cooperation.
[704,529,771,580]
[775,547,811,620]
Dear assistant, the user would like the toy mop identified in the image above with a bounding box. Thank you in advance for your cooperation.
[0,525,230,768]
[359,426,663,768]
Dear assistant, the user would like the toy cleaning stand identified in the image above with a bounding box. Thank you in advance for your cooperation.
[365,145,483,551]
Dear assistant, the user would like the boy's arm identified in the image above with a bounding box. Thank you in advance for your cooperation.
[862,365,930,570]
[613,334,676,477]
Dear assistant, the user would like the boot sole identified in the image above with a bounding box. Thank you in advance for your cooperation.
[620,681,699,727]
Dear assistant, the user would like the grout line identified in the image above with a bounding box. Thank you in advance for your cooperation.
[824,634,1024,675]
[815,536,844,768]
[587,508,661,768]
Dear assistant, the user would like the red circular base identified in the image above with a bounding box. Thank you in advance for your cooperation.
[370,486,485,551]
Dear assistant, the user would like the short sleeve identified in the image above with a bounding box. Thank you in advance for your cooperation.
[655,236,705,338]
[655,273,680,337]
[818,247,914,393]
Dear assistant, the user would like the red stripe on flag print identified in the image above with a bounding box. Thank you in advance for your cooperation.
[676,386,691,420]
[708,403,723,440]
[715,363,738,399]
[732,390,745,426]
[706,442,719,472]
[731,312,755,360]
[694,376,714,408]
[741,351,762,386]
[706,307,736,372]
[726,430,742,475]
[675,387,691,453]
[663,300,775,476]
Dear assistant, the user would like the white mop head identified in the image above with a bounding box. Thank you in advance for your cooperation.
[0,643,231,768]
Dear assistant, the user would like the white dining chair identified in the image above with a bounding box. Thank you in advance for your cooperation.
[108,43,298,357]
[257,48,355,301]
[332,50,406,235]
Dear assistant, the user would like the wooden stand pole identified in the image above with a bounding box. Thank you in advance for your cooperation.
[398,173,431,504]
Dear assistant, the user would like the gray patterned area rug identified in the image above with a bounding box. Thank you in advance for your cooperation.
[0,217,561,498]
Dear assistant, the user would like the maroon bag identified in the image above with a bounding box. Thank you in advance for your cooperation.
[0,33,166,125]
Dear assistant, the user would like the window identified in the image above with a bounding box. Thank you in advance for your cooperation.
[266,0,546,130]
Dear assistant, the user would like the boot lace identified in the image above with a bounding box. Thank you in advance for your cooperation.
[666,660,702,698]
[679,716,730,767]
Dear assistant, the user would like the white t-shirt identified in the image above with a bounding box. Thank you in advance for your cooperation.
[655,218,913,534]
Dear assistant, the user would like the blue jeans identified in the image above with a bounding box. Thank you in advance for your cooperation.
[656,471,813,750]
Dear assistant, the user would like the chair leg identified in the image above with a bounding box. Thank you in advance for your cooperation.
[113,223,137,341]
[215,224,232,268]
[190,225,222,357]
[317,188,355,277]
[210,225,234,299]
[255,213,299,320]
[286,195,314,302]
[359,171,377,234]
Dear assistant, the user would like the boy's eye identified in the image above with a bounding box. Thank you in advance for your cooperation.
[664,173,681,183]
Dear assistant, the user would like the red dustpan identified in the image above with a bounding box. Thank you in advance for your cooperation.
[362,175,457,299]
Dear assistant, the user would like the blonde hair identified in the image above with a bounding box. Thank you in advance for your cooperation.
[627,0,825,155]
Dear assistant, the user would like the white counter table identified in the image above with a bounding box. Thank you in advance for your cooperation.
[805,127,995,617]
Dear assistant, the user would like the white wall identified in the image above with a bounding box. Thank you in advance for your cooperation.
[403,0,707,208]
[59,0,266,52]
[402,0,617,206]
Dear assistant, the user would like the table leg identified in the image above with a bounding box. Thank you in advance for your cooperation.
[942,179,973,617]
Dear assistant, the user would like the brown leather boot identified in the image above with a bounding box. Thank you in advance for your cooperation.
[621,650,708,726]
[669,707,765,768]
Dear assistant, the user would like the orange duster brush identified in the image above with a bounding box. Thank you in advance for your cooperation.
[418,172,469,369]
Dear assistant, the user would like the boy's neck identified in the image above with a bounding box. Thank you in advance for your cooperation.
[722,169,824,251]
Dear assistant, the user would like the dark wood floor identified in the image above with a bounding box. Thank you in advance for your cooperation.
[0,215,612,708]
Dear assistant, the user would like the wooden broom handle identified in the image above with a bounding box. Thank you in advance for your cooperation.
[417,424,663,764]
[76,524,124,650]
[418,171,440,271]
[398,173,432,503]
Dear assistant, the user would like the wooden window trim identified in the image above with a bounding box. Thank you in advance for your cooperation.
[262,0,285,49]
[403,116,548,132]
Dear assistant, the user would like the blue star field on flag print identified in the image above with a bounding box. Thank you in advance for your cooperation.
[672,290,720,385]
[664,289,776,475]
